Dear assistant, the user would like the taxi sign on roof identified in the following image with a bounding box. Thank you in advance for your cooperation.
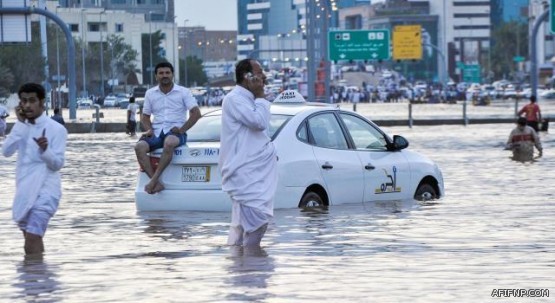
[273,90,306,104]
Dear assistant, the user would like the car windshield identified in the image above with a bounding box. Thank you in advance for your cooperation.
[187,113,292,142]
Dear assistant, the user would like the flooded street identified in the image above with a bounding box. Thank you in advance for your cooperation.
[0,123,553,302]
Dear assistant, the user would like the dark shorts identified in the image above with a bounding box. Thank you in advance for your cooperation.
[527,121,539,132]
[140,130,187,152]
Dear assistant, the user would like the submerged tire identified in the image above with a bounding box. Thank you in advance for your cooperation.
[414,183,437,201]
[299,191,324,208]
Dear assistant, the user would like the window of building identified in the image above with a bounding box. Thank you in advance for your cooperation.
[69,24,79,32]
[111,0,126,4]
[137,0,146,4]
[115,23,124,32]
[89,23,100,32]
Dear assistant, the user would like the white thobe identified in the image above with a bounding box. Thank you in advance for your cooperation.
[219,86,278,236]
[2,112,67,222]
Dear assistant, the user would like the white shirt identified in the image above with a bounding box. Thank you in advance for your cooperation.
[143,84,198,136]
[2,112,67,221]
[219,85,278,211]
[127,103,139,122]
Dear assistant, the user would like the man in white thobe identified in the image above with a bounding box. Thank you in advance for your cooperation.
[219,59,278,247]
[2,83,67,255]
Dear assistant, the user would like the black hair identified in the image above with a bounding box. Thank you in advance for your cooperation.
[155,62,174,74]
[235,59,253,85]
[129,96,135,103]
[517,117,527,126]
[54,108,60,114]
[530,95,537,103]
[18,83,46,100]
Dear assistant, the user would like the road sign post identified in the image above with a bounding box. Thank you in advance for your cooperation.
[328,30,390,61]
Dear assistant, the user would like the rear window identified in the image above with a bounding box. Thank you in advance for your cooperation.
[187,113,292,142]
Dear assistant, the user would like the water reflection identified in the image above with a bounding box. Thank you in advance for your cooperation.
[225,246,275,302]
[13,256,60,302]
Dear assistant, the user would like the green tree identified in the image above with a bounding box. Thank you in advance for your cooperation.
[179,56,208,87]
[490,21,528,81]
[142,30,167,85]
[0,61,15,98]
[0,22,47,92]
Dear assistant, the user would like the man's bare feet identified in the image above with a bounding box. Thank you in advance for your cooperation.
[145,180,165,194]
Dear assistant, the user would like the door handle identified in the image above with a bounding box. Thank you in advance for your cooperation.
[364,164,375,170]
[321,162,333,170]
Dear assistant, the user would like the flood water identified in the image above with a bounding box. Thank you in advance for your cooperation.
[0,123,553,302]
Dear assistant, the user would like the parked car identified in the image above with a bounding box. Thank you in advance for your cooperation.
[77,98,92,108]
[135,91,444,212]
[103,95,118,107]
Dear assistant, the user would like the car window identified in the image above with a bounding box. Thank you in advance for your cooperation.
[297,122,308,143]
[187,113,291,142]
[307,113,348,149]
[340,113,387,150]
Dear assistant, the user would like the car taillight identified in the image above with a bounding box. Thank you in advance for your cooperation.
[139,156,160,172]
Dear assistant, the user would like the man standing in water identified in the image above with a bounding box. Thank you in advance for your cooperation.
[2,83,67,255]
[134,62,201,194]
[518,95,542,132]
[506,117,543,162]
[219,59,278,248]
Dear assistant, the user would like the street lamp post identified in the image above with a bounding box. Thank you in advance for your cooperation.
[100,10,105,97]
[183,19,188,87]
[81,8,87,98]
[110,42,115,93]
[149,11,153,85]
[55,6,61,108]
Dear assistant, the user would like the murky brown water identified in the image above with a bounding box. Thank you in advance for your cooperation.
[0,123,553,302]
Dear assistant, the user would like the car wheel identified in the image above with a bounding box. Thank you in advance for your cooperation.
[300,191,324,208]
[414,183,437,201]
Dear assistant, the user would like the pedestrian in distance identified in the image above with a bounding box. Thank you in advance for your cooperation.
[51,108,65,126]
[219,59,278,249]
[0,103,9,137]
[126,96,139,136]
[134,62,201,194]
[506,117,543,162]
[518,95,542,132]
[2,83,68,256]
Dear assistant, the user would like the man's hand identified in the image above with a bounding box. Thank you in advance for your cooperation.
[170,126,182,135]
[247,75,266,99]
[33,128,48,151]
[140,129,154,139]
[15,105,25,122]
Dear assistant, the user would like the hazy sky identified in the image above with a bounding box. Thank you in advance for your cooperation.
[174,0,238,30]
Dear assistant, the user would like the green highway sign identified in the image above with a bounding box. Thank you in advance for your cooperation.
[328,30,390,61]
[462,64,481,83]
[513,56,525,62]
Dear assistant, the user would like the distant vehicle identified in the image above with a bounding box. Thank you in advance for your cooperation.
[77,98,92,108]
[103,95,118,107]
[381,70,393,78]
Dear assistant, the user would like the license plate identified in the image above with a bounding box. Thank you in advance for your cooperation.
[182,166,210,182]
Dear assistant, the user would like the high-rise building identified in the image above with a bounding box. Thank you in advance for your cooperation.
[58,0,174,22]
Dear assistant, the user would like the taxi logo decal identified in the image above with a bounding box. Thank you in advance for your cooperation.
[189,149,201,157]
[375,166,402,194]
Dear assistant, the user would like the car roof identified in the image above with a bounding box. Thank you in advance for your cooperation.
[203,102,339,117]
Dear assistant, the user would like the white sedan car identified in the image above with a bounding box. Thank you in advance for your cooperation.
[135,95,444,212]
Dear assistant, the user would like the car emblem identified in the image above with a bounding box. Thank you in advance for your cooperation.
[189,149,201,157]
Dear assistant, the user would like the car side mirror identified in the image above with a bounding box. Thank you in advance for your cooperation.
[391,135,409,150]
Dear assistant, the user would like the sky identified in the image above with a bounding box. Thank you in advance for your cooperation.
[174,0,238,31]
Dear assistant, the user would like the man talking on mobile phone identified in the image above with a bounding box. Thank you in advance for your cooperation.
[218,59,278,249]
[2,83,67,256]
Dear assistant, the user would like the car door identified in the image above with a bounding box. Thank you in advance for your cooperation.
[307,112,364,205]
[339,113,411,201]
